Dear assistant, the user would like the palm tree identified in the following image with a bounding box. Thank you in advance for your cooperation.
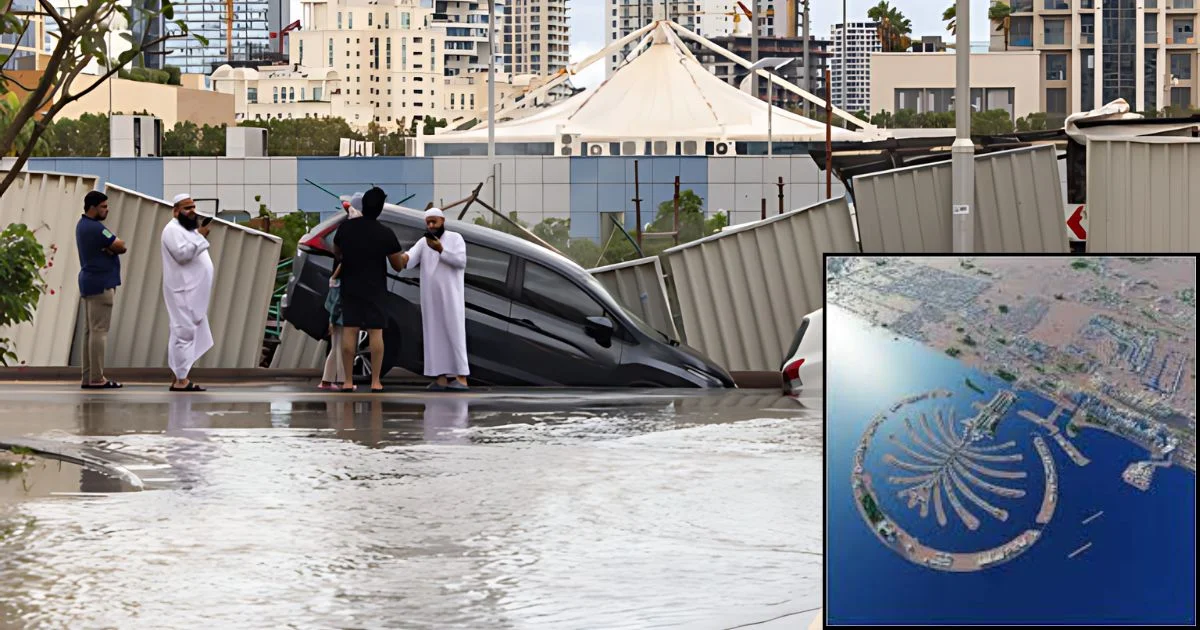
[943,4,957,36]
[868,1,913,52]
[990,1,1014,51]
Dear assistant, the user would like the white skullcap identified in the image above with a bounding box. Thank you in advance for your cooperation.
[425,207,445,219]
[350,192,364,211]
[172,193,192,205]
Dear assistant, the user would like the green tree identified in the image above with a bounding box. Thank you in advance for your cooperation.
[364,120,409,156]
[868,1,912,52]
[990,1,1013,51]
[1015,112,1049,131]
[0,0,203,197]
[0,224,49,365]
[239,117,364,155]
[162,120,202,156]
[416,116,448,136]
[972,109,1014,135]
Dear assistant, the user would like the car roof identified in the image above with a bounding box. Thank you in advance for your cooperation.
[379,203,595,283]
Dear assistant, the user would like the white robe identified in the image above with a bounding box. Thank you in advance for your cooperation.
[405,231,469,377]
[161,220,215,380]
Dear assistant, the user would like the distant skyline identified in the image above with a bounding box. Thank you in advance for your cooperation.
[283,0,995,89]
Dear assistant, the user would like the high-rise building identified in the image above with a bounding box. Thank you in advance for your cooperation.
[993,0,1198,122]
[694,34,831,107]
[129,0,165,70]
[503,0,569,78]
[604,0,791,77]
[831,21,880,113]
[435,0,505,77]
[1,0,44,70]
[159,0,274,74]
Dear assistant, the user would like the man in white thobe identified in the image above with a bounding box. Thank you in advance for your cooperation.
[399,208,470,391]
[161,193,214,392]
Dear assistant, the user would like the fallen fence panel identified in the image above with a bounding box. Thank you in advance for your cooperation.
[589,257,679,341]
[100,184,283,368]
[853,145,1068,253]
[270,322,329,370]
[1086,137,1200,252]
[0,170,100,366]
[662,196,857,372]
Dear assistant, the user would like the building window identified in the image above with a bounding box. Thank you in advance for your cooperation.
[1171,53,1193,80]
[349,12,353,29]
[1081,14,1095,44]
[368,12,373,26]
[1102,0,1136,106]
[1046,53,1067,81]
[1043,0,1068,8]
[314,87,323,101]
[338,12,342,29]
[1043,19,1066,45]
[273,86,279,103]
[299,40,304,64]
[402,12,410,28]
[386,37,392,69]
[1172,19,1195,45]
[289,87,295,102]
[300,87,306,100]
[402,38,407,69]
[1145,52,1158,110]
[1146,13,1158,44]
[1171,87,1192,108]
[329,38,333,65]
[385,12,389,28]
[1046,87,1068,115]
[247,87,258,103]
[470,94,475,108]
[1081,49,1096,111]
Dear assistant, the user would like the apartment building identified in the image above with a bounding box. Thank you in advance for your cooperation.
[695,34,832,105]
[503,0,569,77]
[436,0,505,77]
[604,0,793,77]
[156,0,278,74]
[831,21,881,113]
[994,0,1198,121]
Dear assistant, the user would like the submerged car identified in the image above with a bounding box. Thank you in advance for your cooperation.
[281,204,734,388]
[781,308,823,395]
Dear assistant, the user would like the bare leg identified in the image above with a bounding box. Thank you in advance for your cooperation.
[368,328,385,390]
[341,325,360,390]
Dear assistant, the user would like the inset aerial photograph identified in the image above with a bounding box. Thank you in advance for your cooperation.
[825,256,1197,626]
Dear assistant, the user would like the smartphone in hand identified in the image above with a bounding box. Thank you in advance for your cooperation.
[201,215,214,227]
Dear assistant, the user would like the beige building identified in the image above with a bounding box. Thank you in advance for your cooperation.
[869,52,1043,121]
[991,0,1198,120]
[211,64,359,124]
[505,0,569,77]
[6,70,235,128]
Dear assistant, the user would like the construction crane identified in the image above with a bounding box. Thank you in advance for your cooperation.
[273,20,302,55]
[226,0,233,62]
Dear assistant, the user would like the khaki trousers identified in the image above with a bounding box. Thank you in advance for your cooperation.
[81,288,115,384]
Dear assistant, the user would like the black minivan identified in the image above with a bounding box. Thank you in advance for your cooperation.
[281,204,734,388]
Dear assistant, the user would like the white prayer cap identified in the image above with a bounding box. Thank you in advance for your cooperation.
[350,192,364,211]
[425,207,445,219]
[172,193,192,205]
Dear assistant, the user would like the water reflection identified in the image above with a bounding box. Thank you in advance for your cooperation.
[1,390,820,628]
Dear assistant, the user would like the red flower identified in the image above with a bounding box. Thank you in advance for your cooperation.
[49,289,56,295]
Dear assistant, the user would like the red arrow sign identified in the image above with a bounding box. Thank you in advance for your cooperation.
[1067,205,1086,240]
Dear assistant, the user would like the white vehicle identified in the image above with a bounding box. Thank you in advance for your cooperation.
[781,308,823,395]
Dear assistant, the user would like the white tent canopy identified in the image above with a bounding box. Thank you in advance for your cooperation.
[425,22,867,147]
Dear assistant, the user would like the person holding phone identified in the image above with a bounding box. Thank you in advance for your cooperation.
[398,207,470,392]
[161,193,214,392]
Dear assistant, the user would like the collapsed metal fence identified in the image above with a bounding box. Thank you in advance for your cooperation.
[852,145,1068,253]
[1086,137,1200,252]
[661,196,857,372]
[588,257,679,341]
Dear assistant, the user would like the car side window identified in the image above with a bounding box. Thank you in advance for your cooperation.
[519,262,605,326]
[464,243,511,296]
[387,223,425,250]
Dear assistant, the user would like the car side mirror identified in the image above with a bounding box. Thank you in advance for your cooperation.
[585,316,614,347]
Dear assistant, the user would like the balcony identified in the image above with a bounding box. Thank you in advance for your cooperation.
[1167,0,1196,10]
[1168,34,1197,44]
[1011,0,1034,12]
[1043,0,1069,9]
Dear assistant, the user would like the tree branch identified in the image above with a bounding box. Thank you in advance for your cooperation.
[36,0,68,31]
[0,69,38,92]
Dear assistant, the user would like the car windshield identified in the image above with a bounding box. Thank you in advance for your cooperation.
[582,274,673,344]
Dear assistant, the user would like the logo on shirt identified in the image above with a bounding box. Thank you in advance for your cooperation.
[102,229,113,238]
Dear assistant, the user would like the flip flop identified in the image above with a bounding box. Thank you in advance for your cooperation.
[370,387,385,393]
[169,382,206,392]
[426,383,447,392]
[445,382,469,392]
[338,385,357,393]
[82,380,124,389]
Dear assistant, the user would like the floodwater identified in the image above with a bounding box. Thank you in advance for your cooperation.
[0,386,822,629]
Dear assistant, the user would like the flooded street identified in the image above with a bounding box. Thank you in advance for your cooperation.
[0,386,822,629]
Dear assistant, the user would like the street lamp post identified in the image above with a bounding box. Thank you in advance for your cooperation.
[748,57,795,157]
[488,0,498,207]
[951,0,975,252]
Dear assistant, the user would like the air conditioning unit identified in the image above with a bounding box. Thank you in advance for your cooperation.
[651,138,675,156]
[556,125,581,156]
[681,139,700,156]
[619,139,645,156]
[711,140,736,156]
[110,115,162,157]
[587,142,610,156]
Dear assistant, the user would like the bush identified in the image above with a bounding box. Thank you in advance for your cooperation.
[163,65,182,86]
[0,224,50,366]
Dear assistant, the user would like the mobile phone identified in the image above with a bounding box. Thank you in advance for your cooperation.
[201,216,214,227]
[423,230,437,240]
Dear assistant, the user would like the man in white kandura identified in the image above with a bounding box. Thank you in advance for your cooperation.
[161,193,214,392]
[400,207,470,391]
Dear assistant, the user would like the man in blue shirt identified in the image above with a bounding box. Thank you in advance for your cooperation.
[76,190,126,389]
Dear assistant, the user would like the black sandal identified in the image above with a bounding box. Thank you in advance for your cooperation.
[169,382,207,392]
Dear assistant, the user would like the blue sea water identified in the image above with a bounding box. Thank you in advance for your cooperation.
[826,304,1197,625]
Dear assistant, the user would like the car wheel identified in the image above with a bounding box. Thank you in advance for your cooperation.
[353,330,372,381]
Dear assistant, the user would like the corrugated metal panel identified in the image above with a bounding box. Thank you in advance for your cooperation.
[0,170,100,366]
[270,322,328,370]
[661,196,857,372]
[853,145,1068,253]
[588,256,679,340]
[1086,137,1200,252]
[100,184,283,368]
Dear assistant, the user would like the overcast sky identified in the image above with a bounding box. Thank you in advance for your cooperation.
[288,0,993,89]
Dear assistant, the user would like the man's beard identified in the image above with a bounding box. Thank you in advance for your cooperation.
[177,213,200,231]
[431,226,446,238]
